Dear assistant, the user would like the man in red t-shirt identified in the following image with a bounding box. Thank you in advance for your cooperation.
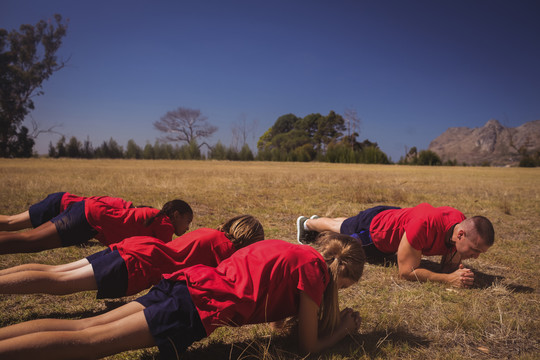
[297,203,495,288]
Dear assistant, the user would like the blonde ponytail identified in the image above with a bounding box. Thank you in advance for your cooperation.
[312,231,366,335]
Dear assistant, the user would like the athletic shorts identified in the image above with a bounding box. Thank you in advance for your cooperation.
[87,249,128,299]
[50,200,98,247]
[135,280,206,359]
[28,192,66,228]
[341,205,400,263]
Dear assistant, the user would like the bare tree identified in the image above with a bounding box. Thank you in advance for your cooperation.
[154,107,217,149]
[343,108,361,139]
[28,116,63,139]
[231,113,257,150]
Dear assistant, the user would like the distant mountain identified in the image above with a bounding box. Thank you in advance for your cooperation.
[428,119,540,166]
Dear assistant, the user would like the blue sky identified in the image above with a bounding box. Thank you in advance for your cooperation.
[2,0,539,161]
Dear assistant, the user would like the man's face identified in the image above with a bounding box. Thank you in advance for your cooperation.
[456,232,490,260]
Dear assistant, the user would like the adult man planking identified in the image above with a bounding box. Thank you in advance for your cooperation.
[297,203,494,288]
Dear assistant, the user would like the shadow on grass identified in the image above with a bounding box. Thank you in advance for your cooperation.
[135,327,430,360]
[137,333,297,360]
[419,259,535,293]
[473,271,535,293]
[350,328,430,358]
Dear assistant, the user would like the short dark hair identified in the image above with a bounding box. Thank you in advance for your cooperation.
[469,215,495,246]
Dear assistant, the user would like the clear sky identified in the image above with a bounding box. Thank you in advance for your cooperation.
[2,0,540,161]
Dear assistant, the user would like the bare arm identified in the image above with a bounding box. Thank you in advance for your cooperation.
[397,233,474,288]
[297,292,360,354]
[440,250,462,273]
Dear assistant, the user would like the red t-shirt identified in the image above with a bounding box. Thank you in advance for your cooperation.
[110,228,236,296]
[84,199,174,246]
[370,203,466,255]
[165,239,329,335]
[60,193,133,212]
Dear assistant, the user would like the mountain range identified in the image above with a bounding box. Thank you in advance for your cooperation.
[428,119,540,166]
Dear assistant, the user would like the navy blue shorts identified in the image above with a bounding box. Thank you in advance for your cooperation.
[341,205,400,263]
[87,249,128,299]
[135,280,206,359]
[50,200,98,247]
[28,192,66,228]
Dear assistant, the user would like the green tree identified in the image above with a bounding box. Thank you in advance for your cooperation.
[47,141,56,158]
[95,138,123,158]
[518,147,540,167]
[239,143,254,161]
[209,141,227,160]
[142,143,154,159]
[126,139,142,159]
[258,111,371,162]
[313,111,346,152]
[0,14,68,157]
[81,137,94,158]
[417,150,442,166]
[188,140,202,159]
[258,112,345,160]
[154,141,174,159]
[66,136,81,158]
[399,146,418,165]
[10,125,34,157]
[55,135,67,157]
[361,145,390,164]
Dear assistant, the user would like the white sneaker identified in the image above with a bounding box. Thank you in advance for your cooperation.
[297,215,319,244]
[296,216,309,244]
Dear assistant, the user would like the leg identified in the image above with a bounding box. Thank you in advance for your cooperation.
[0,303,155,360]
[0,211,32,231]
[0,221,62,255]
[305,217,347,233]
[0,301,144,340]
[0,262,97,295]
[0,258,90,276]
[297,215,347,244]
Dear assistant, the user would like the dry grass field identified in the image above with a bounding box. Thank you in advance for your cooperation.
[0,158,538,359]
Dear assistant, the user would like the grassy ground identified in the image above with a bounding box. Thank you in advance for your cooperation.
[0,158,538,359]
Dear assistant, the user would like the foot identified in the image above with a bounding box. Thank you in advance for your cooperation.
[297,216,308,244]
[297,216,318,244]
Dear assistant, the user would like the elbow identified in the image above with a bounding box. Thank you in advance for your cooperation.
[398,268,414,280]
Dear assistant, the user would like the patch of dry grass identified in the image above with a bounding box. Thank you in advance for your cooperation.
[0,158,538,359]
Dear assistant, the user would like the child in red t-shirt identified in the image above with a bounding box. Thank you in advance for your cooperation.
[0,198,193,255]
[0,231,367,359]
[0,192,134,231]
[0,215,264,298]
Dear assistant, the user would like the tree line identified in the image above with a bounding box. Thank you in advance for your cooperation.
[47,136,256,161]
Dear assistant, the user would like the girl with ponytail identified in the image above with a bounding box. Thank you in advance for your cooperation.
[0,231,366,359]
[312,231,366,337]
